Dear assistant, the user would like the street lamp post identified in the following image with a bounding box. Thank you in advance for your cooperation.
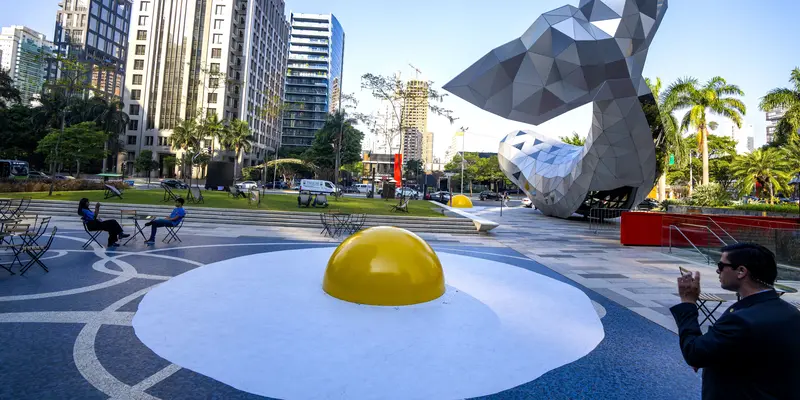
[460,127,468,194]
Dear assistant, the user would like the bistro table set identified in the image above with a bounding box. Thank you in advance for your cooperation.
[320,211,366,238]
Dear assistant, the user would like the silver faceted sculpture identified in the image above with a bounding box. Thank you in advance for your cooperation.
[444,0,668,218]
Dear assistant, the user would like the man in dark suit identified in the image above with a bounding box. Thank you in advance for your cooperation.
[671,243,800,400]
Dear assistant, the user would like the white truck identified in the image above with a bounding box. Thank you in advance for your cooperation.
[300,179,338,194]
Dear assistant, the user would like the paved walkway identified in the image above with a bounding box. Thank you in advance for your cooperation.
[468,205,800,333]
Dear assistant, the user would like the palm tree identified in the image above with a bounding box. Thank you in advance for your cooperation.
[784,138,800,174]
[170,118,200,179]
[221,118,254,180]
[731,148,792,204]
[665,76,746,186]
[197,113,224,159]
[759,67,800,144]
[648,77,684,201]
[90,98,129,172]
[559,132,585,146]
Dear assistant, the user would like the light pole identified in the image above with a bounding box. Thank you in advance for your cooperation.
[459,127,468,194]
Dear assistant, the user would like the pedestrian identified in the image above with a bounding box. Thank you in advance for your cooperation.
[502,191,509,207]
[671,243,800,399]
[77,198,129,247]
[144,198,186,245]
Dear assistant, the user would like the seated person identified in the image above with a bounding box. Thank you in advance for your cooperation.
[78,198,129,247]
[144,198,186,244]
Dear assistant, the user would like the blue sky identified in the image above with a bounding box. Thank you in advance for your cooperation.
[4,0,798,158]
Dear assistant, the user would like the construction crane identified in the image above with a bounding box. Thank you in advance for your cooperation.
[408,63,422,79]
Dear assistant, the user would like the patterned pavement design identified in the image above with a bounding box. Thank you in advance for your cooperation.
[0,219,705,399]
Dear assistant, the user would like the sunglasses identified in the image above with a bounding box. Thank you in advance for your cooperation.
[717,262,738,270]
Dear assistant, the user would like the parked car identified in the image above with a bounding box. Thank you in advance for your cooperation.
[264,181,288,190]
[53,175,75,180]
[396,187,419,199]
[236,181,258,191]
[300,179,339,194]
[28,170,50,180]
[636,198,660,211]
[161,179,188,189]
[521,197,533,208]
[479,190,500,201]
[431,191,451,204]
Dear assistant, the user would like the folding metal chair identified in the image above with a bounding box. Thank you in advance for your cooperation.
[17,216,50,247]
[163,218,184,244]
[0,232,21,275]
[161,183,180,202]
[20,227,57,276]
[83,221,104,249]
[119,210,138,245]
[10,197,31,219]
[320,213,334,237]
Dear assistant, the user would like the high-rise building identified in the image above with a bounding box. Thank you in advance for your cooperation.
[444,131,464,162]
[747,136,755,152]
[401,127,422,161]
[120,0,290,176]
[400,79,428,146]
[0,26,55,104]
[766,109,785,144]
[421,131,434,167]
[282,13,345,149]
[47,0,132,98]
[730,123,753,154]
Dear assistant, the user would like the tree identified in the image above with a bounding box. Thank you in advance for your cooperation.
[303,111,364,181]
[360,73,455,155]
[404,159,424,181]
[760,67,800,145]
[90,97,129,172]
[220,118,254,180]
[731,148,792,203]
[170,118,201,179]
[134,149,160,183]
[0,104,48,166]
[648,77,685,201]
[0,69,21,108]
[783,138,800,174]
[559,132,585,146]
[36,122,107,176]
[444,152,480,193]
[163,156,177,178]
[665,76,746,186]
[197,113,224,159]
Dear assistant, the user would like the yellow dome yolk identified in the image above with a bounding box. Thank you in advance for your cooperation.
[322,226,445,306]
[449,194,473,208]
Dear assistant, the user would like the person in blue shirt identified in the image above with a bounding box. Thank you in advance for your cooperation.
[144,198,186,245]
[77,198,129,247]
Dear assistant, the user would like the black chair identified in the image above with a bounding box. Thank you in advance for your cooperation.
[390,198,410,213]
[163,218,184,244]
[161,183,180,202]
[20,227,57,276]
[104,184,123,200]
[320,213,333,237]
[17,216,50,247]
[82,221,104,249]
[346,214,367,234]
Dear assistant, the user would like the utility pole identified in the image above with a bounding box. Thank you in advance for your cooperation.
[459,127,468,194]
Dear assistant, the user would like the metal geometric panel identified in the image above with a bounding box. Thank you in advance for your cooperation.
[444,0,668,218]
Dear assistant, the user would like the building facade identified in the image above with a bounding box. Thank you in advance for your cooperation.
[361,152,395,183]
[281,13,345,149]
[401,127,422,161]
[400,79,428,157]
[0,26,55,104]
[48,0,132,98]
[444,131,464,162]
[747,136,755,152]
[421,131,433,166]
[766,109,785,144]
[120,0,290,176]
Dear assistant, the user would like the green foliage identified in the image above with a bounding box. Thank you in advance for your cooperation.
[404,159,424,180]
[0,180,125,193]
[733,203,800,214]
[559,132,585,146]
[134,150,159,179]
[163,156,177,172]
[36,122,108,169]
[759,67,800,145]
[303,111,364,176]
[0,104,48,166]
[0,69,22,108]
[658,198,684,211]
[687,183,731,207]
[443,153,509,191]
[731,147,793,203]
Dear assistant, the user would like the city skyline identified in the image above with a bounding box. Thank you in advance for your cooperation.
[2,0,800,160]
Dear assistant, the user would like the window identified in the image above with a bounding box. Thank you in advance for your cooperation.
[127,151,135,161]
[207,93,217,103]
[209,78,219,88]
[89,18,98,31]
[137,30,146,40]
[212,34,222,44]
[129,104,140,115]
[130,89,141,100]
[135,44,145,55]
[133,60,144,70]
[139,16,148,25]
[158,136,168,146]
[132,74,142,85]
[128,121,138,132]
[207,108,216,117]
[214,19,223,29]
[209,63,220,73]
[215,5,224,15]
[211,48,221,58]
[140,1,149,11]
[145,136,154,146]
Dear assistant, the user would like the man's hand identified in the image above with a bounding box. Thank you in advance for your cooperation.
[677,271,701,304]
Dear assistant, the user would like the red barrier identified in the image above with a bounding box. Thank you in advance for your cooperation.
[620,212,800,246]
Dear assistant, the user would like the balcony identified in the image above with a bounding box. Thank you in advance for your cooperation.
[287,63,327,71]
[287,71,327,78]
[291,29,328,38]
[285,87,327,95]
[289,45,327,54]
[288,53,328,62]
[284,95,327,104]
[290,37,328,46]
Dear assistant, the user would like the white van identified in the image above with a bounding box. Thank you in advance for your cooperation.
[354,183,373,193]
[300,179,337,194]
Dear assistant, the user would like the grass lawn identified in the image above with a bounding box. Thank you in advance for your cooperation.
[1,190,445,217]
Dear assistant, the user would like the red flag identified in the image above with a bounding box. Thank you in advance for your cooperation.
[394,153,403,184]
